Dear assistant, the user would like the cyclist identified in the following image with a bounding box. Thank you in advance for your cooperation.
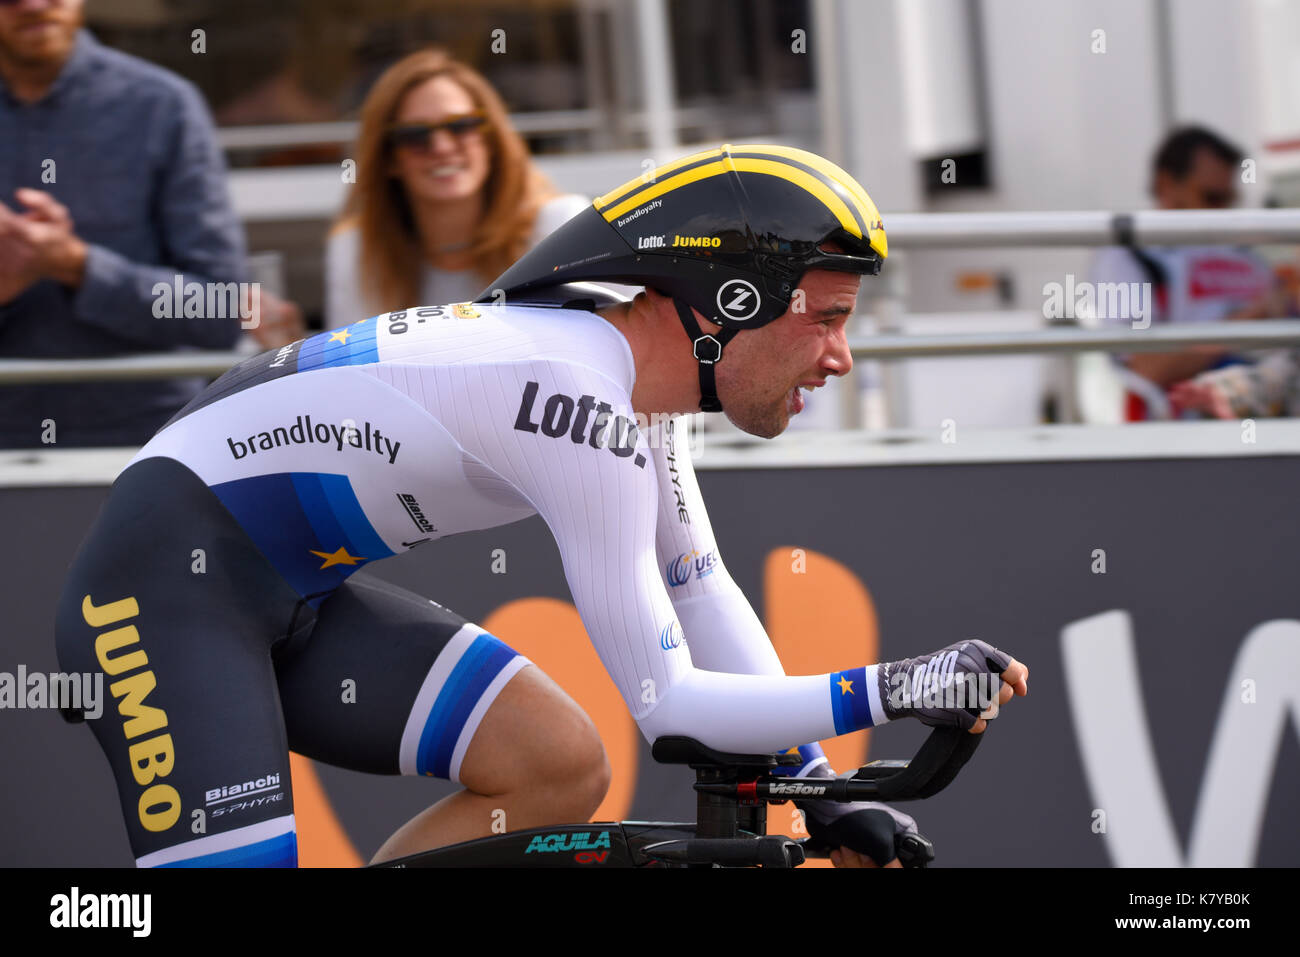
[56,144,1028,869]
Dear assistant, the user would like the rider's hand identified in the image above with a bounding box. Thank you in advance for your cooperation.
[878,639,1028,733]
[798,796,917,867]
[970,655,1027,733]
[830,848,901,868]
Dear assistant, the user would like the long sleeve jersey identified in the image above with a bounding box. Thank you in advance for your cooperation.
[130,302,890,752]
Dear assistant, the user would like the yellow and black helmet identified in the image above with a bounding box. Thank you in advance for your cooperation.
[477,144,888,411]
[483,143,886,329]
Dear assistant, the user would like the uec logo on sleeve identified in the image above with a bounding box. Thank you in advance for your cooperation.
[660,621,686,650]
[666,548,718,587]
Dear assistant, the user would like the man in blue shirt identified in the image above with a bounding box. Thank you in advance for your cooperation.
[0,0,248,447]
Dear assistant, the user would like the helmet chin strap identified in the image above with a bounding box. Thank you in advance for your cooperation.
[673,298,738,413]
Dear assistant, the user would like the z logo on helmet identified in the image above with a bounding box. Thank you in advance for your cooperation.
[717,279,761,322]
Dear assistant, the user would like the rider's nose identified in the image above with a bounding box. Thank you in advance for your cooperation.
[824,326,853,377]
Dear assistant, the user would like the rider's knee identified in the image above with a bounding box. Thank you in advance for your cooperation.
[570,736,611,817]
[470,666,610,810]
[550,709,610,804]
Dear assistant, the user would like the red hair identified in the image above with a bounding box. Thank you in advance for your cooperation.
[333,48,558,313]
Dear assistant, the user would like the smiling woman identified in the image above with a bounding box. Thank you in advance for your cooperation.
[324,48,590,327]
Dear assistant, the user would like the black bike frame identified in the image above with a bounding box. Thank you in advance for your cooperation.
[374,727,983,868]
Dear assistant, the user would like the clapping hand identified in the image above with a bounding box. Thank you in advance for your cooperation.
[0,188,87,302]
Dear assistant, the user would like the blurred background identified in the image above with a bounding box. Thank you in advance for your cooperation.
[3,0,1299,434]
[76,0,1300,430]
[3,0,1299,869]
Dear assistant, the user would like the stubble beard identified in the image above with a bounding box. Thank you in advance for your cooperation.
[723,389,788,439]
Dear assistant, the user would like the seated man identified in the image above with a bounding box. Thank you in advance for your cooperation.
[1087,126,1284,420]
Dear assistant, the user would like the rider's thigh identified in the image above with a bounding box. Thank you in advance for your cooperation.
[275,573,608,798]
[276,574,525,782]
[454,662,610,800]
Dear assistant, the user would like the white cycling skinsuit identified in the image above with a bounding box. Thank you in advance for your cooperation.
[134,301,893,752]
[56,300,899,867]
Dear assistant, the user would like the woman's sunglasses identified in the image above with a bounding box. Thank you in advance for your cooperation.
[387,112,488,151]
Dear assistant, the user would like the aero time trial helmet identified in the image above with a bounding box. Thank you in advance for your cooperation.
[477,144,888,411]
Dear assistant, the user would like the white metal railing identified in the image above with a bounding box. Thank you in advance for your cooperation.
[7,209,1300,434]
[846,320,1300,357]
[882,209,1300,247]
[0,353,245,384]
[218,121,359,151]
[216,110,609,152]
[3,321,1299,385]
[215,104,774,154]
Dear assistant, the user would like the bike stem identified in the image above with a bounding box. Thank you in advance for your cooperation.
[694,764,766,840]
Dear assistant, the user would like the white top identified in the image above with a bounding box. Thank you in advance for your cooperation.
[1083,244,1277,418]
[1086,245,1274,327]
[323,193,595,329]
[129,302,889,753]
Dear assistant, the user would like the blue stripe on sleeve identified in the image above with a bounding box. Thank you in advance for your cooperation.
[829,667,872,735]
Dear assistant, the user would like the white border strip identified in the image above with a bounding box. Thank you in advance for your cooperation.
[691,421,1300,470]
[864,664,888,727]
[3,421,1300,489]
